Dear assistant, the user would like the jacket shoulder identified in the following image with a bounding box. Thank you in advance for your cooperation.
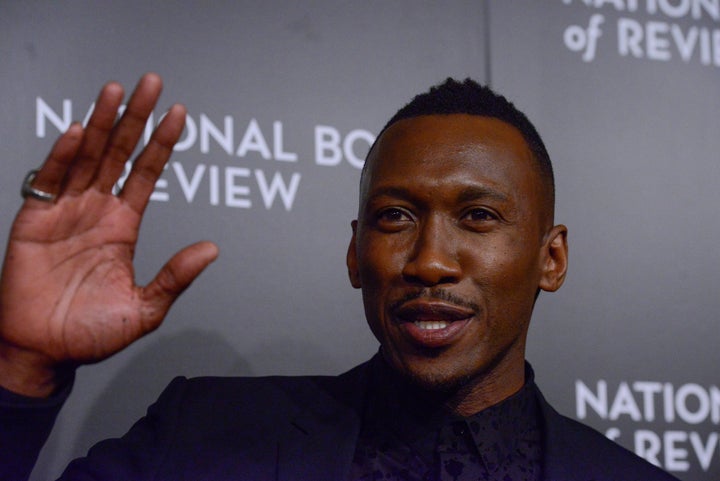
[537,386,680,481]
[174,359,370,416]
[59,362,371,480]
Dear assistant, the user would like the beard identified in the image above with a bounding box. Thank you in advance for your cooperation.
[381,344,480,394]
[380,339,516,414]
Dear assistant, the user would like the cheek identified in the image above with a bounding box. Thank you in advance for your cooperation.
[356,234,409,340]
[461,237,540,298]
[357,233,406,285]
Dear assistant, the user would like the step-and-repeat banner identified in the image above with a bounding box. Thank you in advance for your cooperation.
[1,2,717,480]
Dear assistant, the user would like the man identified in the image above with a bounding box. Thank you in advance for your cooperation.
[0,74,678,480]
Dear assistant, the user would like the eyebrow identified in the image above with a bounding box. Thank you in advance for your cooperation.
[365,185,511,205]
[455,185,510,204]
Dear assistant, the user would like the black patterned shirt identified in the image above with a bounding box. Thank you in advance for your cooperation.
[350,356,543,481]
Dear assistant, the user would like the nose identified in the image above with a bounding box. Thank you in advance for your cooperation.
[401,216,461,286]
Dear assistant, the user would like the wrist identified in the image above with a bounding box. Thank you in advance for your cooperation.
[0,342,74,398]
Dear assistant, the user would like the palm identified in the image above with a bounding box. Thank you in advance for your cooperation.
[3,190,147,362]
[0,74,217,396]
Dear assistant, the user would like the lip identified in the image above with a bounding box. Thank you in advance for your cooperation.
[392,299,475,348]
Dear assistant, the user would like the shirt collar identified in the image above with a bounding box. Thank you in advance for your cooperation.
[362,353,541,471]
[460,363,540,473]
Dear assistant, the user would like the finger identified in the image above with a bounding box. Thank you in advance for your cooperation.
[24,123,84,206]
[139,241,219,333]
[62,82,124,195]
[119,103,186,214]
[94,73,164,193]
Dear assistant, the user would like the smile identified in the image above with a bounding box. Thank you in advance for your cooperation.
[394,298,475,323]
[392,298,476,348]
[414,320,449,330]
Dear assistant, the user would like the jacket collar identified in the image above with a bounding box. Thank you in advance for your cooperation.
[275,358,588,481]
[277,360,371,481]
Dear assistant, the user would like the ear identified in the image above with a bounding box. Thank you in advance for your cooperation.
[346,220,362,288]
[538,224,568,293]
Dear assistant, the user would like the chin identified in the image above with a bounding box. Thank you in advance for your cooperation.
[396,359,476,394]
[409,373,473,394]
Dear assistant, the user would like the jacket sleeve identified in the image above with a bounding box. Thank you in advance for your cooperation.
[0,380,72,481]
[56,376,190,481]
[0,376,190,481]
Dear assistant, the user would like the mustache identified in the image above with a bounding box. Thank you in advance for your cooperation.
[388,288,480,314]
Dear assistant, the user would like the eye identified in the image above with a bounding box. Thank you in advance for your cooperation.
[374,207,413,231]
[464,208,497,222]
[377,208,408,222]
[461,207,499,231]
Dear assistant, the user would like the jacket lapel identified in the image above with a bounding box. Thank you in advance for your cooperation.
[276,362,370,481]
[537,385,618,481]
[536,385,587,481]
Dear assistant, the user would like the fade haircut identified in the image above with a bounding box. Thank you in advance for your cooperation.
[362,78,555,212]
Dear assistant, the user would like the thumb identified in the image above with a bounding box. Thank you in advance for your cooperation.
[140,241,219,332]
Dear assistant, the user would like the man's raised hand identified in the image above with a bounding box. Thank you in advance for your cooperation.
[0,74,218,397]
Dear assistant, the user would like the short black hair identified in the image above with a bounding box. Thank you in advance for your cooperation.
[365,78,555,212]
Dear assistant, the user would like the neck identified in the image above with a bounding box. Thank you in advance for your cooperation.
[445,362,526,416]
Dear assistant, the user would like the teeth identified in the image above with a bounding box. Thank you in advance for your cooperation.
[414,321,448,330]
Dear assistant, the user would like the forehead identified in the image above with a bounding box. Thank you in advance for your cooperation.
[362,114,541,204]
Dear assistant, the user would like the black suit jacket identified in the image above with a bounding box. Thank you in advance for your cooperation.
[2,360,678,481]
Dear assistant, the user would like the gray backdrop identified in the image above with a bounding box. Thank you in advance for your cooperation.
[1,1,717,480]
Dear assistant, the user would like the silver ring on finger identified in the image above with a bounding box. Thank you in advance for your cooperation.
[21,169,57,202]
